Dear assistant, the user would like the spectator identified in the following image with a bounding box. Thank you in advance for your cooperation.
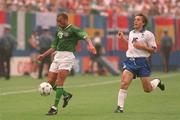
[28,29,39,79]
[160,29,173,73]
[0,24,16,80]
[1,0,180,17]
[38,27,54,79]
[148,1,160,16]
[89,31,106,75]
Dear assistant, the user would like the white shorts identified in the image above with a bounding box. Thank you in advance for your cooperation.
[49,51,75,73]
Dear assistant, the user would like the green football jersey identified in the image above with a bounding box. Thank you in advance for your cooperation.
[51,24,88,52]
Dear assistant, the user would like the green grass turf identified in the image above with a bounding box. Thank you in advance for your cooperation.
[0,72,180,120]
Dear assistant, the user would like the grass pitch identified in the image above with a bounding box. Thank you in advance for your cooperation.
[0,72,180,120]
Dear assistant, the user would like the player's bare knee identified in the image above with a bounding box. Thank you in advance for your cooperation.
[143,88,151,93]
[121,81,129,89]
[55,80,64,86]
[58,70,69,78]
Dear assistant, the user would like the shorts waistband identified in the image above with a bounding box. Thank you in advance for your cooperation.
[127,57,146,61]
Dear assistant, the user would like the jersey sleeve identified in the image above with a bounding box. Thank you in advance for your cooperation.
[51,32,58,50]
[147,32,157,48]
[73,26,88,40]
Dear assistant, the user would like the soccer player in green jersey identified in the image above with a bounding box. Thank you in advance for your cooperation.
[37,13,96,115]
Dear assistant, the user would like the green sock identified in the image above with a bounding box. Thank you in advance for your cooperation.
[63,89,69,96]
[54,87,63,107]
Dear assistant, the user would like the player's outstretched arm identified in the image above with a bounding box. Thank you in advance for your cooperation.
[118,31,127,42]
[37,48,55,61]
[85,38,97,54]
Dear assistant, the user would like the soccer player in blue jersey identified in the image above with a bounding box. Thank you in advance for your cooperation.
[114,13,165,113]
[37,13,96,115]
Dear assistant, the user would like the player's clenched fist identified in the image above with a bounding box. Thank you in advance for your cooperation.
[117,32,124,40]
[37,54,45,61]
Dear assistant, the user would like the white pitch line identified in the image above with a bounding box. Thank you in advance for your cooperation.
[0,89,37,96]
[0,80,119,96]
[0,73,178,96]
[66,80,119,88]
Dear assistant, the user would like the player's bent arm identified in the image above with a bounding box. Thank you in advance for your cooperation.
[37,48,56,61]
[118,32,128,42]
[142,46,156,53]
[133,41,156,53]
[42,48,56,57]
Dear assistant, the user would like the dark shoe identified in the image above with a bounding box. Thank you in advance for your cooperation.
[46,106,57,115]
[114,106,123,113]
[157,79,165,91]
[5,76,10,80]
[62,93,72,108]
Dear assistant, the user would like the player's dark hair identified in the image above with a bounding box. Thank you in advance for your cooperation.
[135,13,148,28]
[57,13,68,20]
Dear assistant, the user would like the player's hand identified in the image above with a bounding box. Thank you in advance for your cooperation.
[36,54,45,61]
[133,41,145,50]
[117,31,124,40]
[88,46,97,54]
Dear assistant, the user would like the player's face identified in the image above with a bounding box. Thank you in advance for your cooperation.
[133,16,144,30]
[56,16,68,28]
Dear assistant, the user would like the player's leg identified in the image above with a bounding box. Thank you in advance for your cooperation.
[165,51,170,72]
[140,77,153,92]
[48,62,72,105]
[44,56,51,76]
[0,53,5,78]
[46,61,59,115]
[0,56,3,77]
[47,71,71,94]
[55,70,72,108]
[92,61,98,75]
[30,53,38,78]
[5,54,11,80]
[46,69,69,115]
[54,70,69,107]
[38,59,44,79]
[115,69,134,113]
[46,52,75,115]
[162,50,169,73]
[139,58,165,92]
[47,61,58,90]
[47,72,57,90]
[48,71,72,99]
[140,77,165,92]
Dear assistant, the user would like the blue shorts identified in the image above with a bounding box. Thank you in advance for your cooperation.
[122,57,151,78]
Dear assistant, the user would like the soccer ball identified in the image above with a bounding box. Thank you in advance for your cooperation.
[38,82,52,96]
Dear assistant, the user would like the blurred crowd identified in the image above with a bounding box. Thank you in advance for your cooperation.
[0,0,180,16]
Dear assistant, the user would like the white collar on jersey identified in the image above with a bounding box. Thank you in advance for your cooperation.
[59,24,72,31]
